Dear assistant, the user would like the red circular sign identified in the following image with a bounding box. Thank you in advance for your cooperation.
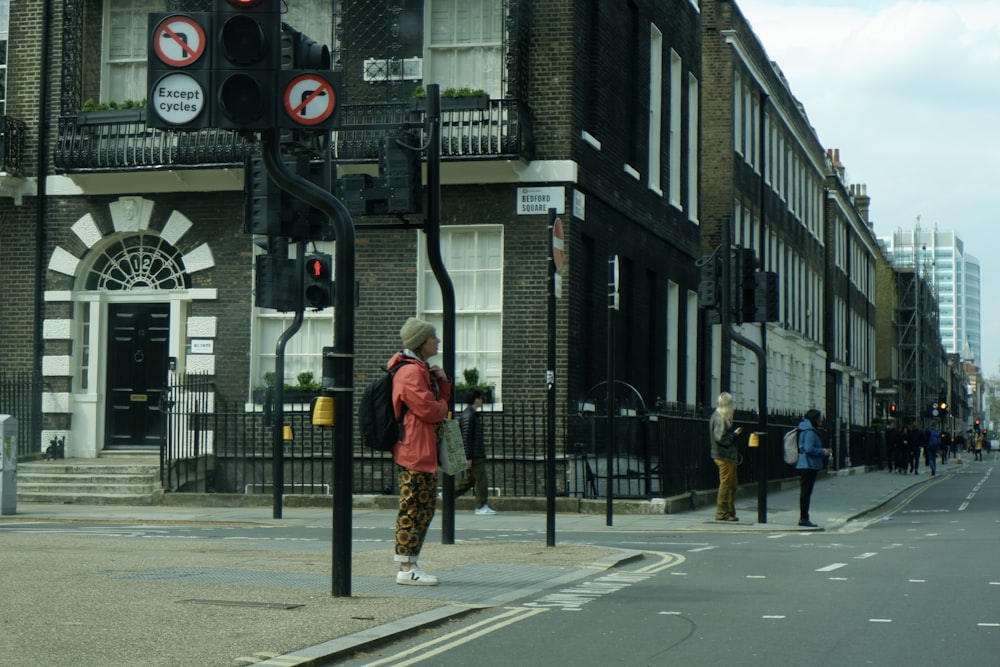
[283,74,336,126]
[153,16,207,67]
[552,217,565,269]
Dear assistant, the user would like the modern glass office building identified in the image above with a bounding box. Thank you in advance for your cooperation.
[881,224,982,368]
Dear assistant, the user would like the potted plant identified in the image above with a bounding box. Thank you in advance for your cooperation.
[78,98,147,126]
[253,371,323,404]
[410,86,490,111]
[454,367,495,404]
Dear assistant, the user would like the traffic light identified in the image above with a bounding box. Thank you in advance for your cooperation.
[697,254,721,310]
[212,0,280,130]
[379,133,423,213]
[146,12,213,129]
[244,154,332,241]
[731,247,758,324]
[889,403,897,416]
[254,251,298,311]
[276,25,341,130]
[303,254,334,309]
[752,271,779,322]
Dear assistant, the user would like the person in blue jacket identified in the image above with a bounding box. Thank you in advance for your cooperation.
[795,409,831,527]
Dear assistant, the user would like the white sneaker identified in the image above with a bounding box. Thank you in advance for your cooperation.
[474,505,497,515]
[396,564,438,586]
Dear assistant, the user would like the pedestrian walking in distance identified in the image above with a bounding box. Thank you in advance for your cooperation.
[454,387,496,515]
[390,317,452,586]
[709,392,742,522]
[795,409,831,528]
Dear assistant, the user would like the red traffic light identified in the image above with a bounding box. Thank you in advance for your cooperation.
[307,256,329,279]
[303,253,333,309]
[889,404,897,415]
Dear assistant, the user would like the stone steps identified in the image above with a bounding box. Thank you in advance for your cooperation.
[16,457,162,506]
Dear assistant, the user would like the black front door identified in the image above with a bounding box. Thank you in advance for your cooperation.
[104,303,170,450]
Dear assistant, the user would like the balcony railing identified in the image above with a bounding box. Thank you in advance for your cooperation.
[0,116,27,176]
[53,99,527,173]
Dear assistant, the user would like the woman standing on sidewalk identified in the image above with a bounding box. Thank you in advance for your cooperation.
[390,317,452,586]
[795,409,831,528]
[709,392,742,522]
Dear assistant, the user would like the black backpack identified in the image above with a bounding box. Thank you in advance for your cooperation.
[358,360,411,451]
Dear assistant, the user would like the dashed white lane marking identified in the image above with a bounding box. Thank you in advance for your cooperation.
[817,563,847,572]
[688,546,716,552]
[828,577,848,581]
[854,552,878,559]
[990,582,1000,586]
[659,611,683,615]
[746,575,767,579]
[909,579,926,583]
[977,623,1000,628]
[762,615,787,619]
[870,619,893,623]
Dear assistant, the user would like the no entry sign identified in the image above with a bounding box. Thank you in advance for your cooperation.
[282,73,336,126]
[552,217,565,270]
[152,15,206,67]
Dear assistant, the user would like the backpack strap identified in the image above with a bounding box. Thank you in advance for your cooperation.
[387,360,412,421]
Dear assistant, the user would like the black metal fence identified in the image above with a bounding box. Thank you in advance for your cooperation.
[160,378,883,500]
[0,371,38,459]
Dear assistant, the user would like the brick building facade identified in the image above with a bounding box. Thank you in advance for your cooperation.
[0,0,708,461]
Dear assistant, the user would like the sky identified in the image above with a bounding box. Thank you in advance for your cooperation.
[735,0,1000,377]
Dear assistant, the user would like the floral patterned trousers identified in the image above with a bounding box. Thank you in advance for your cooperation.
[394,468,438,562]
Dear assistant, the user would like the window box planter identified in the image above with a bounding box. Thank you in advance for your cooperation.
[409,94,490,112]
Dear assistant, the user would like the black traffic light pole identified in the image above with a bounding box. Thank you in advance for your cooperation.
[419,86,458,546]
[720,220,770,523]
[269,246,305,520]
[261,130,357,597]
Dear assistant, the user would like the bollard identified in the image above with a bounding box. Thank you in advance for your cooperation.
[0,415,18,515]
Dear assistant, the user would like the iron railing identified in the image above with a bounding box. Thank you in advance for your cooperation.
[160,378,881,500]
[0,371,38,459]
[0,115,27,176]
[53,99,526,173]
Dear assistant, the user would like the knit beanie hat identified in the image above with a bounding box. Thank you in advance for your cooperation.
[400,317,436,351]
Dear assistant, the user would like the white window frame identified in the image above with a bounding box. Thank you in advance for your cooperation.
[647,26,663,195]
[103,0,159,103]
[687,71,699,223]
[669,49,682,208]
[424,0,503,98]
[417,225,504,402]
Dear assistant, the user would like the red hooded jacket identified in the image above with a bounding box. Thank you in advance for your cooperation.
[388,351,452,473]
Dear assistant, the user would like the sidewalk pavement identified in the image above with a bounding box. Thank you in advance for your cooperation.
[1,463,962,667]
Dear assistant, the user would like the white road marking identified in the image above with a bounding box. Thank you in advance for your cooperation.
[909,579,926,583]
[854,552,878,559]
[816,563,847,572]
[688,546,716,553]
[762,615,786,619]
[828,577,848,581]
[869,619,893,623]
[746,575,767,579]
[362,606,546,666]
[977,623,1000,628]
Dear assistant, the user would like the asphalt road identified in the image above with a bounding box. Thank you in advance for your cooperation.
[333,464,1000,666]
